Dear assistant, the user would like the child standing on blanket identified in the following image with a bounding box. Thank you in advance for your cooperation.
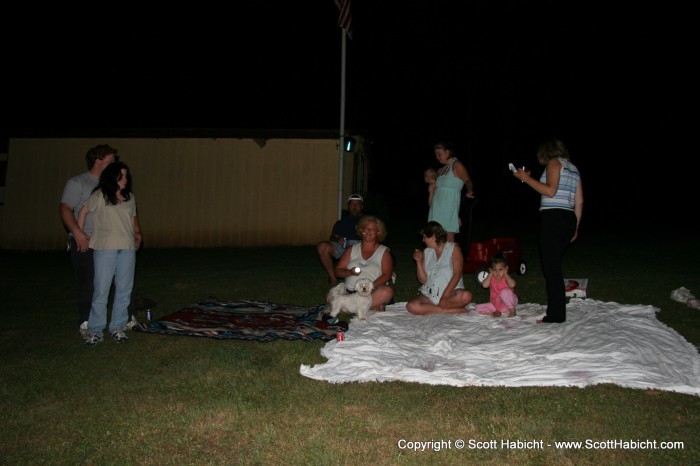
[475,255,518,317]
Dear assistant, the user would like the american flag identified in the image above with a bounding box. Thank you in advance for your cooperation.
[335,0,352,39]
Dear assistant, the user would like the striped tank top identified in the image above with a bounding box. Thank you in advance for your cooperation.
[539,158,580,211]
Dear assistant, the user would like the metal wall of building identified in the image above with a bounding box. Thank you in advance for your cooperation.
[2,137,358,250]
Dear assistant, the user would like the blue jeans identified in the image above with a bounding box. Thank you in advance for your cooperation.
[88,249,136,335]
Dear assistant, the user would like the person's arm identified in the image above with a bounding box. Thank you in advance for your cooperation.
[60,203,90,248]
[439,245,465,308]
[427,184,435,206]
[76,205,87,230]
[133,216,143,249]
[414,249,427,284]
[571,180,584,242]
[374,250,394,288]
[454,161,475,199]
[74,205,91,252]
[504,267,517,289]
[517,159,561,197]
[328,220,345,243]
[481,270,492,289]
[333,247,357,279]
[328,224,339,242]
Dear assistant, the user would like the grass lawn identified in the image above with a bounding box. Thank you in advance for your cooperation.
[1,217,699,465]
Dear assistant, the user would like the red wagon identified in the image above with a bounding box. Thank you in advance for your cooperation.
[463,237,527,283]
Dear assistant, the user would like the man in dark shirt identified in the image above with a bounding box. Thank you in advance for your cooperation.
[317,193,364,285]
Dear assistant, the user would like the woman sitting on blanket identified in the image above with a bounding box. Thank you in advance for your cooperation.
[407,221,473,315]
[334,215,394,312]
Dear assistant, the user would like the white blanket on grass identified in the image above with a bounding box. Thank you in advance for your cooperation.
[299,300,700,396]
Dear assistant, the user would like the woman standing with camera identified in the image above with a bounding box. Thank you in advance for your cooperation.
[513,138,583,323]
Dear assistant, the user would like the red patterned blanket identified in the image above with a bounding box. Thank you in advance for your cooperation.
[133,297,346,342]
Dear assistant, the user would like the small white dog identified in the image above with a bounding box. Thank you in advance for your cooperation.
[326,278,375,320]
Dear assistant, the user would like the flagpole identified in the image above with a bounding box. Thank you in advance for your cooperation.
[337,28,347,220]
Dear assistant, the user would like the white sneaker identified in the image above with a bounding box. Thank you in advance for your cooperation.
[111,330,128,343]
[79,321,89,338]
[85,333,103,348]
[126,315,138,330]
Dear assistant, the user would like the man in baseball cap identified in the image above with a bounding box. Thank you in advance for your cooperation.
[317,194,364,285]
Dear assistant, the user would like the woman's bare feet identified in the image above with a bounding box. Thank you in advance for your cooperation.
[507,308,516,318]
[492,311,501,317]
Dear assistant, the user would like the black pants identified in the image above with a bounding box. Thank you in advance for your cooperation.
[69,236,94,325]
[457,197,476,254]
[538,209,577,322]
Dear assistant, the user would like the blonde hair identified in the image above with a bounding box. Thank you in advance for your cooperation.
[356,215,387,242]
[536,138,571,166]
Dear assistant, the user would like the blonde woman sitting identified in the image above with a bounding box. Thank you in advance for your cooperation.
[334,215,394,311]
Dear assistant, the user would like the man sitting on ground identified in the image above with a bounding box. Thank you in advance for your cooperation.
[317,194,364,286]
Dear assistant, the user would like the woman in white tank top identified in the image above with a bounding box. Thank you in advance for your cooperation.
[335,215,394,311]
[407,221,473,315]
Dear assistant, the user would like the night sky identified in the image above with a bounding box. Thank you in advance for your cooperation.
[3,2,694,227]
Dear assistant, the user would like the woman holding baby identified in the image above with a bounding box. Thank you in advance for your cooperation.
[334,215,394,311]
[428,141,475,243]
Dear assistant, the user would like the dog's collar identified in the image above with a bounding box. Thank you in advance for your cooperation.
[345,289,357,294]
